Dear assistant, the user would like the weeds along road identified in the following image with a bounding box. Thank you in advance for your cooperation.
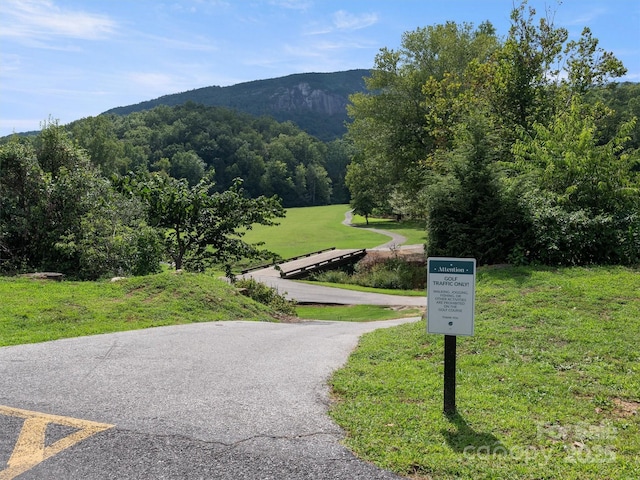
[0,319,418,479]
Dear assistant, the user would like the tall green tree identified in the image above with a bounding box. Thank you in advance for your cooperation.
[346,0,635,265]
[346,21,499,214]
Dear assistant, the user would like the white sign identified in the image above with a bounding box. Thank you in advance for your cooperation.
[427,257,476,336]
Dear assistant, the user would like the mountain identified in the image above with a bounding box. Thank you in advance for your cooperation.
[103,69,371,141]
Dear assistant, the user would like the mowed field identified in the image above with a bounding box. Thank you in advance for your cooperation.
[241,204,398,258]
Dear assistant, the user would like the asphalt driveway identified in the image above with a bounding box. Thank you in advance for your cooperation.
[0,318,419,479]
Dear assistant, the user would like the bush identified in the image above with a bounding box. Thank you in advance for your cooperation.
[312,258,425,290]
[518,191,640,265]
[310,270,352,284]
[234,278,296,315]
[354,257,425,290]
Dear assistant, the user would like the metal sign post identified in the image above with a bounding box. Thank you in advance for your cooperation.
[427,257,476,415]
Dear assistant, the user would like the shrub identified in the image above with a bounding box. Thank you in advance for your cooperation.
[234,278,296,315]
[518,191,640,265]
[310,270,352,284]
[355,257,426,290]
[312,258,426,290]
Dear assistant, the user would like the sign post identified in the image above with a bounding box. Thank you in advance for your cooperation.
[427,257,476,415]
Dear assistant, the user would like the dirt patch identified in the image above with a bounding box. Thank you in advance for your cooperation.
[612,398,639,418]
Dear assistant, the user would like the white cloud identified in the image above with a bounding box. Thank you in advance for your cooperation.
[332,10,378,31]
[560,7,607,26]
[268,0,313,11]
[0,0,116,42]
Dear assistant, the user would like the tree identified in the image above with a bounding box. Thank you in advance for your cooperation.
[69,114,124,176]
[346,0,635,265]
[0,138,46,270]
[425,112,526,264]
[0,125,161,278]
[170,150,206,185]
[123,173,284,273]
[477,1,627,147]
[346,21,499,214]
[324,139,351,203]
[510,98,640,264]
[305,162,332,205]
[345,161,377,224]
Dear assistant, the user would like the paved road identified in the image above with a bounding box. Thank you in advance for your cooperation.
[341,210,408,250]
[0,319,419,479]
[246,272,426,306]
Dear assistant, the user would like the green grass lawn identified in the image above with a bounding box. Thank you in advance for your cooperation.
[241,204,422,259]
[0,273,277,346]
[350,213,427,245]
[329,265,640,479]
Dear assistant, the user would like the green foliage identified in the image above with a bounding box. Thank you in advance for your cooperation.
[516,192,640,265]
[67,102,339,208]
[233,278,296,316]
[0,123,159,279]
[589,82,640,151]
[313,257,426,291]
[346,0,637,266]
[345,162,376,222]
[121,172,285,273]
[511,97,640,265]
[424,114,527,264]
[513,98,639,214]
[356,258,425,290]
[346,21,500,216]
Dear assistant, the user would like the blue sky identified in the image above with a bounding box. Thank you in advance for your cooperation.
[1,0,638,136]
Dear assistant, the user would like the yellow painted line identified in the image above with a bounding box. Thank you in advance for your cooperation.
[0,405,114,480]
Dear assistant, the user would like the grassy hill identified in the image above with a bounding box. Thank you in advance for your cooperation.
[330,265,640,479]
[0,272,277,347]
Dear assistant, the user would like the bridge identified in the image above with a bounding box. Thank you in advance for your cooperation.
[243,248,366,279]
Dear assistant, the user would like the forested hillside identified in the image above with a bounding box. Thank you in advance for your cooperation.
[103,69,370,141]
[67,102,351,206]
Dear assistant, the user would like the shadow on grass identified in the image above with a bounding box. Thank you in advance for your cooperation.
[351,219,426,233]
[441,412,505,455]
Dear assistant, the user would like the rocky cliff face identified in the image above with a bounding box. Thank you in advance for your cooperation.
[270,82,348,116]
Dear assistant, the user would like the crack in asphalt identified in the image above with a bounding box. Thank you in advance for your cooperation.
[116,427,342,451]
